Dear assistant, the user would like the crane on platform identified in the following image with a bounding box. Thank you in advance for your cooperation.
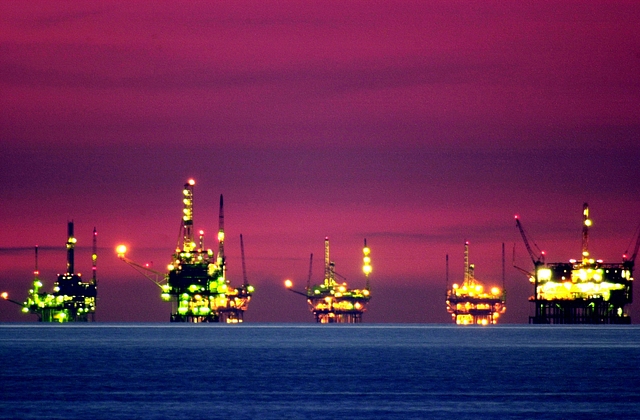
[623,223,640,267]
[513,215,547,282]
[515,215,545,267]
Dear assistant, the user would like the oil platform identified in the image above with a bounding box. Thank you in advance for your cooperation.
[2,222,98,322]
[117,179,254,323]
[515,203,636,324]
[285,237,371,323]
[445,242,507,325]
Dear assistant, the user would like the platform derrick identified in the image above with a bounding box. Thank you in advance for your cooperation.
[516,203,635,324]
[117,179,254,323]
[2,222,97,322]
[285,237,371,323]
[445,242,506,325]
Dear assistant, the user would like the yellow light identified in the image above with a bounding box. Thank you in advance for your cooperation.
[218,232,224,242]
[339,286,346,293]
[585,219,592,226]
[491,287,500,295]
[363,256,371,264]
[1,292,7,300]
[284,279,293,288]
[116,245,127,257]
[188,179,195,186]
[452,283,459,289]
[363,247,370,255]
[168,264,174,270]
[537,268,551,281]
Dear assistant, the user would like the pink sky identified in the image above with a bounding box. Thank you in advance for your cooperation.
[1,1,639,322]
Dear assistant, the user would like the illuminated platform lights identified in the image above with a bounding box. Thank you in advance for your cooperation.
[117,179,254,323]
[446,242,506,325]
[286,237,371,323]
[517,203,635,324]
[2,222,97,322]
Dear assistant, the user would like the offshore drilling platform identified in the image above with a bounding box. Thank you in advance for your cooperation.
[285,237,371,323]
[445,242,507,325]
[516,203,636,324]
[2,222,97,322]
[117,179,254,323]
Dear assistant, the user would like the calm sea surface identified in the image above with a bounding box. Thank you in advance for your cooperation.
[0,324,639,419]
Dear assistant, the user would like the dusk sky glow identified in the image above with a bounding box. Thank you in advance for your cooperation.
[1,1,639,323]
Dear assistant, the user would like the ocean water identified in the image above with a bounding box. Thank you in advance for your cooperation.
[0,324,639,420]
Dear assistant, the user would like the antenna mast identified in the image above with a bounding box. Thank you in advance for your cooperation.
[363,239,371,290]
[502,242,505,289]
[307,253,313,291]
[445,254,449,289]
[582,203,591,264]
[66,221,75,274]
[92,227,97,285]
[240,234,248,286]
[324,237,330,285]
[464,241,469,285]
[218,194,225,278]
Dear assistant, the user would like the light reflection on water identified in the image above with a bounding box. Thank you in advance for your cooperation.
[1,324,639,419]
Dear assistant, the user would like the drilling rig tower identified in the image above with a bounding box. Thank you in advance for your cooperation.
[285,237,371,323]
[445,242,506,325]
[117,179,254,323]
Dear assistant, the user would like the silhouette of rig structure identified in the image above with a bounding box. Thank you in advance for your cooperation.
[285,237,371,323]
[2,221,97,322]
[117,179,254,323]
[515,203,636,324]
[445,242,507,325]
